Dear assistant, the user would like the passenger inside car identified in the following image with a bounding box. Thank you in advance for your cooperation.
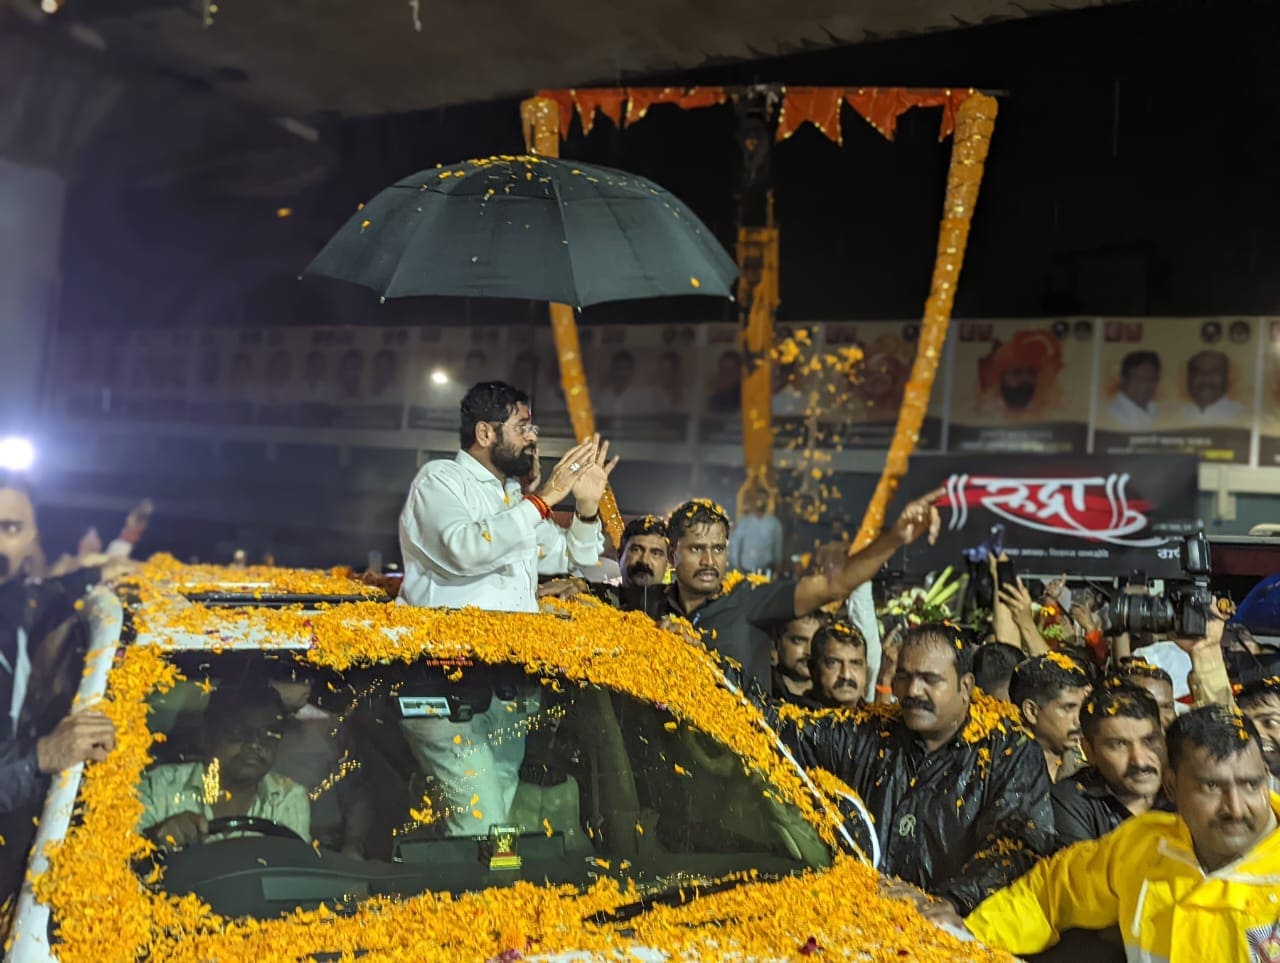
[138,683,311,848]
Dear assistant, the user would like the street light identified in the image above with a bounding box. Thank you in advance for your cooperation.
[0,436,36,472]
[430,370,450,385]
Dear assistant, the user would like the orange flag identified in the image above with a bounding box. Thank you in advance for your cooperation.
[572,88,627,135]
[776,87,846,144]
[844,87,974,141]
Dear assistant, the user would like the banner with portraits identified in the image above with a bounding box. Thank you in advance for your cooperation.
[1255,319,1280,467]
[44,317,1280,468]
[1093,318,1257,465]
[810,321,940,451]
[945,318,1095,454]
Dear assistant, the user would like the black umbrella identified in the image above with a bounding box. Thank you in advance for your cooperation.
[303,155,737,309]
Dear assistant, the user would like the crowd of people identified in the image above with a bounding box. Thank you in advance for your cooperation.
[2,377,1278,961]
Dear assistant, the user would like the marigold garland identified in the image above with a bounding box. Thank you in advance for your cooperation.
[30,558,1015,961]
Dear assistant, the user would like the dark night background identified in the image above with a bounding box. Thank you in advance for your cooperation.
[12,0,1280,566]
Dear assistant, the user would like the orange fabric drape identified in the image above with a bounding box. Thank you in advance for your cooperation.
[852,93,999,552]
[571,88,627,135]
[520,96,624,547]
[536,87,727,133]
[775,87,846,145]
[843,87,974,142]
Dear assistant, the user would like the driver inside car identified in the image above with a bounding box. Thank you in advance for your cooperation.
[139,684,311,849]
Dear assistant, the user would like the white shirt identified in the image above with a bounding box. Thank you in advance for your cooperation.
[1106,392,1157,428]
[1176,396,1247,423]
[1133,641,1193,701]
[138,762,311,840]
[398,451,603,612]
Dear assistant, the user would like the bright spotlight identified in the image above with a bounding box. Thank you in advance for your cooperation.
[0,436,35,472]
[430,369,450,386]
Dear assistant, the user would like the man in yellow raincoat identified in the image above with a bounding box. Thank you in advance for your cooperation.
[933,704,1280,963]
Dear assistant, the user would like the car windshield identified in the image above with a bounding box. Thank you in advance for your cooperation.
[137,649,831,920]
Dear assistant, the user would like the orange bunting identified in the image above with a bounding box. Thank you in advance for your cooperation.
[775,87,846,145]
[572,88,627,135]
[844,87,975,142]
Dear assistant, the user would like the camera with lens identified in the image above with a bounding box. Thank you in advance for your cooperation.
[1105,532,1215,638]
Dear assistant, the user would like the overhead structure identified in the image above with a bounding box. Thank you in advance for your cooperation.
[16,0,1120,116]
[526,85,998,548]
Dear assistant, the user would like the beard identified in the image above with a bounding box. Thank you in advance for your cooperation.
[1000,380,1036,410]
[778,661,810,683]
[492,438,537,479]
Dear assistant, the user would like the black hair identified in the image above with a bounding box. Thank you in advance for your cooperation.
[1117,657,1173,687]
[1008,654,1091,709]
[621,515,668,546]
[973,643,1024,697]
[667,499,732,543]
[1166,704,1263,773]
[459,381,530,450]
[0,469,36,504]
[205,682,286,727]
[1120,350,1161,379]
[1080,683,1160,743]
[1237,676,1280,712]
[772,610,829,645]
[807,621,866,671]
[900,623,977,679]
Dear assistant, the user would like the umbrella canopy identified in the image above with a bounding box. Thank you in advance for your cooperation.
[304,155,738,309]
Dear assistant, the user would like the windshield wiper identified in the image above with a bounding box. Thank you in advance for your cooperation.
[585,873,776,926]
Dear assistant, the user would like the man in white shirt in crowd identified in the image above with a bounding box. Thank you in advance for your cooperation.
[398,381,617,833]
[728,489,783,576]
[1176,350,1246,422]
[1106,350,1161,428]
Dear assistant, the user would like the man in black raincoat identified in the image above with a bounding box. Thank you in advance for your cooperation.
[772,623,1056,915]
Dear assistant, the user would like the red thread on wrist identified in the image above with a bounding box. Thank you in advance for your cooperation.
[875,685,893,695]
[524,494,551,520]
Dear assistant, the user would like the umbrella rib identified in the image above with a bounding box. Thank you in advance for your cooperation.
[571,178,655,305]
[544,170,582,308]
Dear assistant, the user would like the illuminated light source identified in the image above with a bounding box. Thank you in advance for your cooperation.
[0,436,36,472]
[276,207,293,219]
[40,0,61,12]
[430,370,449,386]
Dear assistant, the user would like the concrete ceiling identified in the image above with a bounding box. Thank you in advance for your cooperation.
[13,0,1123,118]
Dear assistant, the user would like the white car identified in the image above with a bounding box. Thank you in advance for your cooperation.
[5,561,991,962]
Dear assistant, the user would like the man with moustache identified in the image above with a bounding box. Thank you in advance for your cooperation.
[0,471,130,900]
[1009,654,1092,782]
[771,614,823,702]
[660,489,943,699]
[1177,350,1246,422]
[398,381,615,612]
[802,622,869,708]
[773,624,1055,916]
[955,706,1280,963]
[1051,684,1171,847]
[397,381,616,833]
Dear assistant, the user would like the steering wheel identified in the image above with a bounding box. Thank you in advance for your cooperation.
[204,815,308,843]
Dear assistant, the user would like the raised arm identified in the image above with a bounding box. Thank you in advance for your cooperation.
[793,488,943,616]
